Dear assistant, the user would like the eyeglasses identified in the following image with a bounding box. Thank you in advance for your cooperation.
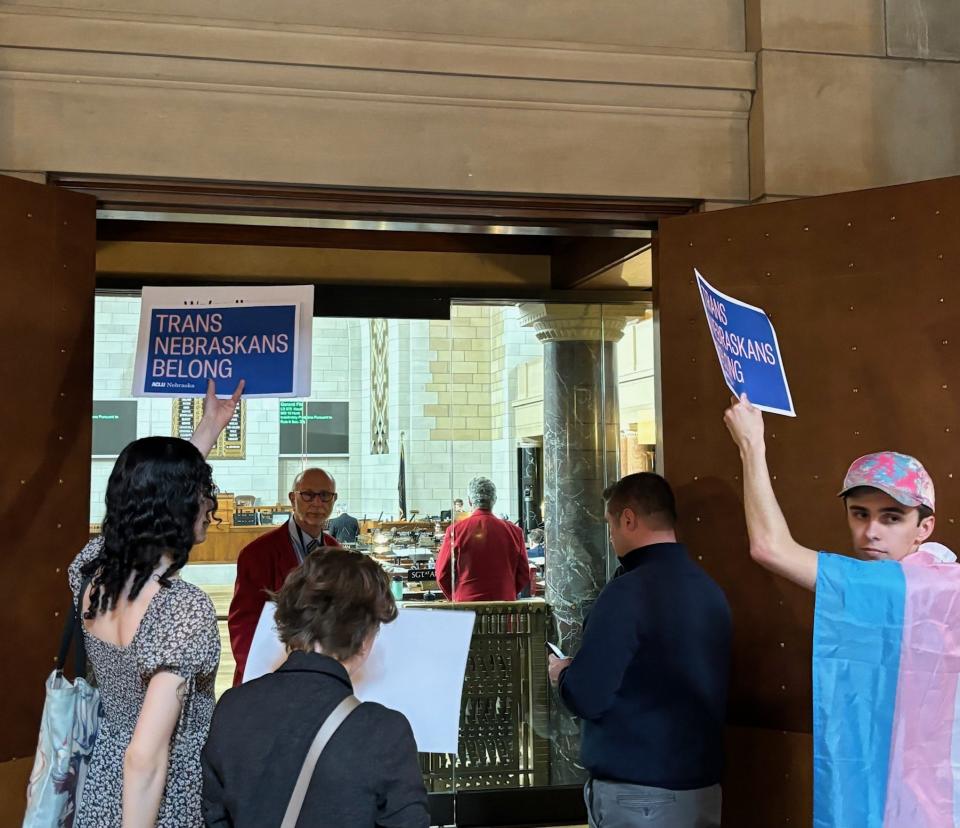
[296,490,338,503]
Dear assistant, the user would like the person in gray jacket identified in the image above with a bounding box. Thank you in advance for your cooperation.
[202,547,429,828]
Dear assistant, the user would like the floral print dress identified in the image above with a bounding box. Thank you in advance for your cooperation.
[68,538,220,827]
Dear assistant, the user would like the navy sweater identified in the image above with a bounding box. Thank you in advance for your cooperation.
[559,542,731,789]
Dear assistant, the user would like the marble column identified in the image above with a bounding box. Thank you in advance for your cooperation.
[519,303,627,784]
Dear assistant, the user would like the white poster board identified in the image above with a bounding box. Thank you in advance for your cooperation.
[132,285,314,398]
[243,603,476,754]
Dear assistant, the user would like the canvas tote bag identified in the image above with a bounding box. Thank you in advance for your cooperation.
[23,577,102,827]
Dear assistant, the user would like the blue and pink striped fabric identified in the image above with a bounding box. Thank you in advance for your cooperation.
[814,552,960,828]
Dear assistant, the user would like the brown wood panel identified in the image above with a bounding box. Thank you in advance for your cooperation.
[0,175,96,761]
[0,757,32,827]
[658,175,960,822]
[54,173,693,226]
[722,727,812,826]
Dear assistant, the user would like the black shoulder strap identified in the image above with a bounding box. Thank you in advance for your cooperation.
[57,574,92,679]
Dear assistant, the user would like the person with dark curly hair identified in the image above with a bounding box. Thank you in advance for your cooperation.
[201,547,429,828]
[68,379,243,828]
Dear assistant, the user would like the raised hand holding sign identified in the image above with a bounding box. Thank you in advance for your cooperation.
[695,268,795,417]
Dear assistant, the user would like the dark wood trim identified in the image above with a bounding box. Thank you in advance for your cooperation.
[97,219,554,255]
[452,785,587,827]
[52,173,696,227]
[551,238,652,289]
[95,281,651,317]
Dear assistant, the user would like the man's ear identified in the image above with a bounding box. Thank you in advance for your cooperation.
[621,507,637,531]
[288,491,296,508]
[918,515,936,545]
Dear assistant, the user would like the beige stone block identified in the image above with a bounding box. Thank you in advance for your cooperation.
[425,383,447,392]
[453,429,482,441]
[887,0,960,60]
[430,428,452,441]
[430,361,450,374]
[429,339,449,351]
[754,50,960,197]
[20,0,746,52]
[747,0,885,55]
[468,392,489,405]
[451,404,479,416]
[449,417,467,428]
[451,325,474,338]
[431,373,452,384]
[454,306,482,318]
[423,404,448,417]
[476,405,493,417]
[433,417,452,429]
[449,391,468,404]
[451,373,476,384]
[451,360,478,374]
[450,385,468,393]
[466,416,489,428]
[0,15,751,201]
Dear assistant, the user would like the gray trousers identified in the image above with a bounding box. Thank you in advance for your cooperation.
[584,779,722,828]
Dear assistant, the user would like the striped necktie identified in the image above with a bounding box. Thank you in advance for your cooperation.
[305,537,320,555]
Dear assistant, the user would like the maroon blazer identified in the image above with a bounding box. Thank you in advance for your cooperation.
[435,509,530,602]
[227,522,339,686]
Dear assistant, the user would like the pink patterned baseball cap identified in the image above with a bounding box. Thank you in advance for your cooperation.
[838,451,935,511]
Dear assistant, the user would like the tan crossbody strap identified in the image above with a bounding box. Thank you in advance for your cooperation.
[281,695,361,828]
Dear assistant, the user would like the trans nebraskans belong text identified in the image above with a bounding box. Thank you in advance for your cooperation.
[150,312,289,380]
[699,288,777,384]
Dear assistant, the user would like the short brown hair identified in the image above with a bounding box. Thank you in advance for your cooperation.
[603,472,677,531]
[273,547,398,660]
[843,485,934,524]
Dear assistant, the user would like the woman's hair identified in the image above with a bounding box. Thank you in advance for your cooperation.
[274,547,398,661]
[81,437,217,618]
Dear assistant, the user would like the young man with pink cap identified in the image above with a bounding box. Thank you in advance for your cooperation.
[724,394,960,828]
[722,394,948,590]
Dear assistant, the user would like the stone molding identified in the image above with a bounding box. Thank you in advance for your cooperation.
[0,6,752,198]
[0,8,755,106]
[518,303,629,343]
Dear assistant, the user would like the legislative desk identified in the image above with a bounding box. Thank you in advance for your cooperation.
[190,523,276,563]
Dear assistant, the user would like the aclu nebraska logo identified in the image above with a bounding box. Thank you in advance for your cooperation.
[695,269,795,417]
[145,304,296,396]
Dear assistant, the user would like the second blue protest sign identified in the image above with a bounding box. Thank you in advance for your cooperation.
[695,268,795,416]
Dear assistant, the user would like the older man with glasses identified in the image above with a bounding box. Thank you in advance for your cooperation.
[228,468,341,685]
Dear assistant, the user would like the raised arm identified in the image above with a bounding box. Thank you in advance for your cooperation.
[723,394,818,591]
[190,379,245,458]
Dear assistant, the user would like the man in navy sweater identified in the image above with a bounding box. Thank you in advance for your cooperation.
[548,472,731,827]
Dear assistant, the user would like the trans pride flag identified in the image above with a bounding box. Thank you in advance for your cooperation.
[814,552,960,827]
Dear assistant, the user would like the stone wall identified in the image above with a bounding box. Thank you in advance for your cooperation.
[748,0,960,199]
[0,0,751,201]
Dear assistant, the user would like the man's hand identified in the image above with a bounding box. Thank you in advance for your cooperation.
[723,393,765,455]
[548,654,572,687]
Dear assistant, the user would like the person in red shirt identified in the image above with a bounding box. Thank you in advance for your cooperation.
[435,477,530,602]
[227,467,340,684]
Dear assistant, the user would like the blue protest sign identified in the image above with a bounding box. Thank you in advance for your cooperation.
[139,304,299,397]
[695,268,795,416]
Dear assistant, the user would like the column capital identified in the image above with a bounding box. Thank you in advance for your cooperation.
[518,303,630,343]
